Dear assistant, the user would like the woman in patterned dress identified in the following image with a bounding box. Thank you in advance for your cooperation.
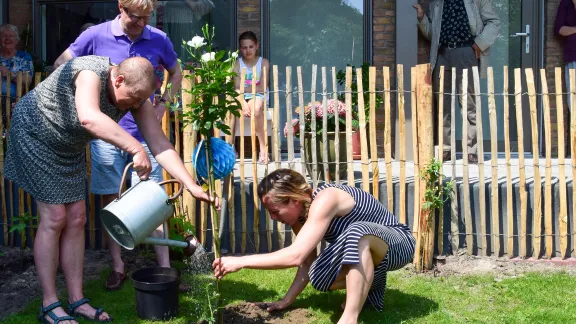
[4,55,216,324]
[213,168,415,324]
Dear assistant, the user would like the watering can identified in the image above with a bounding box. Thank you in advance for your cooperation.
[101,162,198,256]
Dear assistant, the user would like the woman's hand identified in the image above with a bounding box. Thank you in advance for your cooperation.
[250,299,292,312]
[186,185,221,210]
[212,256,243,279]
[0,66,11,77]
[132,148,152,180]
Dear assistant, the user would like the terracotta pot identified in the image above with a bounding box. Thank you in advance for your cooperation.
[303,132,348,182]
[352,131,361,160]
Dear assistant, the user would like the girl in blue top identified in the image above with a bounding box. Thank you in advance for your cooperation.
[233,31,271,164]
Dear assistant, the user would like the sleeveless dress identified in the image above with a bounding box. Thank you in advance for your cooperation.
[3,56,126,204]
[308,184,415,312]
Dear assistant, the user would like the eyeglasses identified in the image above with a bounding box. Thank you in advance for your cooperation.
[122,6,154,22]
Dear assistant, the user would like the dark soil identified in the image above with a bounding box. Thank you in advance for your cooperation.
[199,302,313,324]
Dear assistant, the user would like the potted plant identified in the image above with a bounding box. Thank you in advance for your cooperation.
[336,62,384,159]
[284,99,353,181]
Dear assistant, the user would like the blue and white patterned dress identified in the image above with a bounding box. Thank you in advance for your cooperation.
[308,184,415,312]
[0,50,34,97]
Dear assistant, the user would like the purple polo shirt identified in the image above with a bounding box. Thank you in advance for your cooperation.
[555,0,576,63]
[68,16,178,141]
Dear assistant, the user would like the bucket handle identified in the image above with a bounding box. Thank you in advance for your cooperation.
[119,162,184,203]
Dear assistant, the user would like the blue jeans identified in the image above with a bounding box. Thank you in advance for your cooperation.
[89,139,164,195]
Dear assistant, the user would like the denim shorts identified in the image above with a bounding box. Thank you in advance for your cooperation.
[89,139,164,195]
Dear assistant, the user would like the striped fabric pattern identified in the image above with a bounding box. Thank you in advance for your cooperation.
[308,184,415,312]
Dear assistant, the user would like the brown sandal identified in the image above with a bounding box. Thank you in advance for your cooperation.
[105,271,127,291]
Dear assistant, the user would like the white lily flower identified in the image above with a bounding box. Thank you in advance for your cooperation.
[231,52,238,59]
[187,36,206,49]
[201,52,216,62]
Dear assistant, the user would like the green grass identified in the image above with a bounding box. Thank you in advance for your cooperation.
[3,266,576,323]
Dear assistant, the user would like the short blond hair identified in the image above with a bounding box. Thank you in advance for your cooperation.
[118,0,157,11]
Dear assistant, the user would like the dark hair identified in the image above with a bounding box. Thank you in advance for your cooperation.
[238,31,258,44]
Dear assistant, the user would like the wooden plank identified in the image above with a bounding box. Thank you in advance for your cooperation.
[345,67,354,184]
[332,67,341,185]
[369,67,378,197]
[297,67,306,178]
[383,67,393,207]
[411,67,420,238]
[554,67,568,259]
[570,69,576,258]
[262,68,271,253]
[449,68,459,253]
[487,67,500,256]
[181,71,195,227]
[286,66,295,170]
[160,70,171,193]
[321,67,330,182]
[514,68,528,258]
[310,65,318,186]
[357,68,369,192]
[397,64,406,224]
[472,67,487,256]
[504,67,514,257]
[437,66,444,255]
[239,68,247,254]
[252,66,260,253]
[461,69,472,255]
[540,69,553,259]
[526,69,541,258]
[273,65,285,248]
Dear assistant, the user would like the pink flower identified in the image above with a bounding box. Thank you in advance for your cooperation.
[284,118,300,137]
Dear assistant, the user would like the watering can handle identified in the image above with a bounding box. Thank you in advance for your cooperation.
[119,162,184,203]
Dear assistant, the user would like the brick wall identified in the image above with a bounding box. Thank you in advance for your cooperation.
[8,0,32,51]
[237,0,261,52]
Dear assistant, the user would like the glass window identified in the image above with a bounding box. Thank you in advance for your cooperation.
[37,0,233,67]
[267,0,365,148]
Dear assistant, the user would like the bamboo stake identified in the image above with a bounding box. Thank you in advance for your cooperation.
[397,65,406,224]
[411,67,420,238]
[570,69,576,258]
[437,66,444,255]
[15,73,23,248]
[450,68,459,253]
[161,70,172,193]
[461,69,472,255]
[540,69,553,259]
[322,67,330,182]
[181,71,196,226]
[263,68,271,253]
[357,68,369,192]
[345,67,354,184]
[251,66,260,253]
[311,65,318,186]
[514,68,527,258]
[286,67,295,171]
[0,76,6,246]
[332,67,341,185]
[526,69,541,258]
[239,68,247,254]
[273,66,285,249]
[200,133,207,246]
[383,67,393,206]
[369,67,378,197]
[472,67,487,256]
[504,67,513,257]
[297,67,306,178]
[554,67,568,259]
[487,67,499,256]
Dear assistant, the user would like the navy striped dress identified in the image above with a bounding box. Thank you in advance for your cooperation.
[308,184,415,312]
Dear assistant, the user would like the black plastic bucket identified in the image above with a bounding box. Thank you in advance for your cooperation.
[131,267,180,321]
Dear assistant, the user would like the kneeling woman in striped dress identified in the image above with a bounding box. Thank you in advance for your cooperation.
[213,169,415,323]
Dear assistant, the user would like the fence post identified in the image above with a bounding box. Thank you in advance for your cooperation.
[413,64,434,271]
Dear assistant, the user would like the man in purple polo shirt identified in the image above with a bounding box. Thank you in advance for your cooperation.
[53,0,185,292]
[555,0,576,113]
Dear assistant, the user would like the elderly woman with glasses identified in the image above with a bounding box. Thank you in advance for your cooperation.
[0,24,33,97]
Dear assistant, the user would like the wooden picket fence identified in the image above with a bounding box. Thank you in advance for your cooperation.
[1,64,575,271]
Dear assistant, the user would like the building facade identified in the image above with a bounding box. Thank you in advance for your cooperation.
[3,0,569,155]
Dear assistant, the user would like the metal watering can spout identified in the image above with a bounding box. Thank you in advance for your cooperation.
[101,162,198,255]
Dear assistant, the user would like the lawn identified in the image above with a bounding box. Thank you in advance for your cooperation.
[3,266,576,323]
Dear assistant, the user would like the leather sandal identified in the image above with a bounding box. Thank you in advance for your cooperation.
[104,271,126,291]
